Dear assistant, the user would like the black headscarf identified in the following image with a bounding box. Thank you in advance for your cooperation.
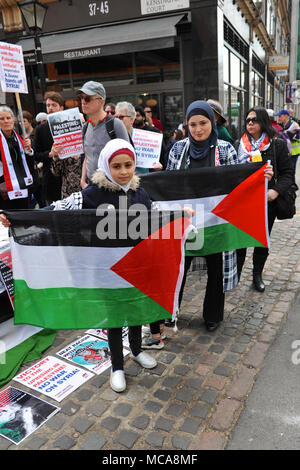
[186,100,218,160]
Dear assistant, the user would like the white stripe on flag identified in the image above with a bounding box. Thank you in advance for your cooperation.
[156,195,228,228]
[11,241,134,289]
[0,318,42,352]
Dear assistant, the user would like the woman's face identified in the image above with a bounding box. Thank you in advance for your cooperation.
[109,153,135,186]
[246,111,262,139]
[188,114,212,141]
[0,112,14,136]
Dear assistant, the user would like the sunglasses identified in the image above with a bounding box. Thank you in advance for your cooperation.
[246,117,259,124]
[116,115,130,120]
[79,94,101,103]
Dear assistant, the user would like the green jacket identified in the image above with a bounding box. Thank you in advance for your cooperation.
[216,125,234,144]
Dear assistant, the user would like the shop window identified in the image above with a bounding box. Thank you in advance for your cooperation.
[223,45,248,139]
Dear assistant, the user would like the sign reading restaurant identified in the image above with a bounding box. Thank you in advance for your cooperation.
[64,48,101,60]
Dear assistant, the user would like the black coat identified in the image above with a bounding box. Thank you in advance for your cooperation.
[260,137,294,195]
[33,122,61,202]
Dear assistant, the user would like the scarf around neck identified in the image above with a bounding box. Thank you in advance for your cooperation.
[186,100,218,160]
[0,130,33,200]
[238,132,270,163]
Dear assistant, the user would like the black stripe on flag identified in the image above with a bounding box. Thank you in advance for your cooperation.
[140,163,264,201]
[5,209,185,247]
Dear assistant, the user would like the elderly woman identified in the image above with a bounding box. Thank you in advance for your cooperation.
[0,106,33,210]
[166,100,273,332]
[115,101,163,175]
[237,106,294,292]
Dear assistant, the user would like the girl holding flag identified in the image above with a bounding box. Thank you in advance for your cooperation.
[0,139,159,393]
[0,106,34,210]
[237,106,294,292]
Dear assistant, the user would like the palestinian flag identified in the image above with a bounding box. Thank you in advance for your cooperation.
[6,209,191,330]
[141,162,269,256]
[0,319,56,387]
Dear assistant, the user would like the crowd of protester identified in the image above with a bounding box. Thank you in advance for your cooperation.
[0,80,297,392]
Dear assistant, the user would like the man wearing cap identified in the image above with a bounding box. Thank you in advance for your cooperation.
[207,99,233,144]
[77,81,129,189]
[267,109,291,154]
[277,109,300,173]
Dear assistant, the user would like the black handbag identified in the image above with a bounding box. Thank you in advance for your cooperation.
[272,140,296,220]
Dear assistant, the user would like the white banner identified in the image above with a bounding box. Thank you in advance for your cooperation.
[48,107,83,159]
[0,42,28,94]
[132,128,162,168]
[14,356,93,402]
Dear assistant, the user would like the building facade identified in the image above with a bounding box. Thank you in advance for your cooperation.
[0,0,294,137]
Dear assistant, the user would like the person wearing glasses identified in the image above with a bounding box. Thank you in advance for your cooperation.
[115,101,163,176]
[236,107,294,292]
[77,81,129,190]
[144,106,163,132]
[104,103,116,116]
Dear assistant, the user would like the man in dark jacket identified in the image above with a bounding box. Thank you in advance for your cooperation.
[33,92,63,205]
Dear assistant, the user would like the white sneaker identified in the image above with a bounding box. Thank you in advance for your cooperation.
[131,351,157,369]
[110,369,126,392]
[142,325,151,337]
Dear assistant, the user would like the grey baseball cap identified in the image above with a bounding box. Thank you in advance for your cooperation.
[77,81,106,99]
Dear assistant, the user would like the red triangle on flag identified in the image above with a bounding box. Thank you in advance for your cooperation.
[110,217,190,315]
[211,164,268,247]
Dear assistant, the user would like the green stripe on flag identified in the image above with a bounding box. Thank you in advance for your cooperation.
[185,222,265,256]
[0,329,56,387]
[14,281,171,330]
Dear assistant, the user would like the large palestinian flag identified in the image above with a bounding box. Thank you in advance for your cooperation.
[6,209,191,330]
[0,240,56,386]
[141,162,269,256]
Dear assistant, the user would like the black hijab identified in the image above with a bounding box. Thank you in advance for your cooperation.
[186,100,218,160]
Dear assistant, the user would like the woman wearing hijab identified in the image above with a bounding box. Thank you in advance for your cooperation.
[166,101,272,331]
[1,138,157,393]
[166,100,239,332]
[236,107,294,292]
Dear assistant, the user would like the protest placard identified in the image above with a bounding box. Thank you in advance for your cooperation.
[0,386,59,445]
[0,242,14,308]
[0,42,28,94]
[48,107,83,159]
[86,328,130,348]
[13,356,93,402]
[56,334,130,375]
[132,128,163,168]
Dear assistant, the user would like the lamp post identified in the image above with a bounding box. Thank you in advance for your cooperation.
[18,0,48,99]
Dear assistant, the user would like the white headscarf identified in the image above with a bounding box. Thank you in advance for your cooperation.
[97,138,136,192]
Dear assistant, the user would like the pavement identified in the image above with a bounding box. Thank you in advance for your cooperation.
[1,167,300,452]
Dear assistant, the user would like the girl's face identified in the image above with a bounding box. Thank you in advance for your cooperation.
[109,153,135,186]
[188,114,212,141]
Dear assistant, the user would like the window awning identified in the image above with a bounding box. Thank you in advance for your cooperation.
[18,14,186,63]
